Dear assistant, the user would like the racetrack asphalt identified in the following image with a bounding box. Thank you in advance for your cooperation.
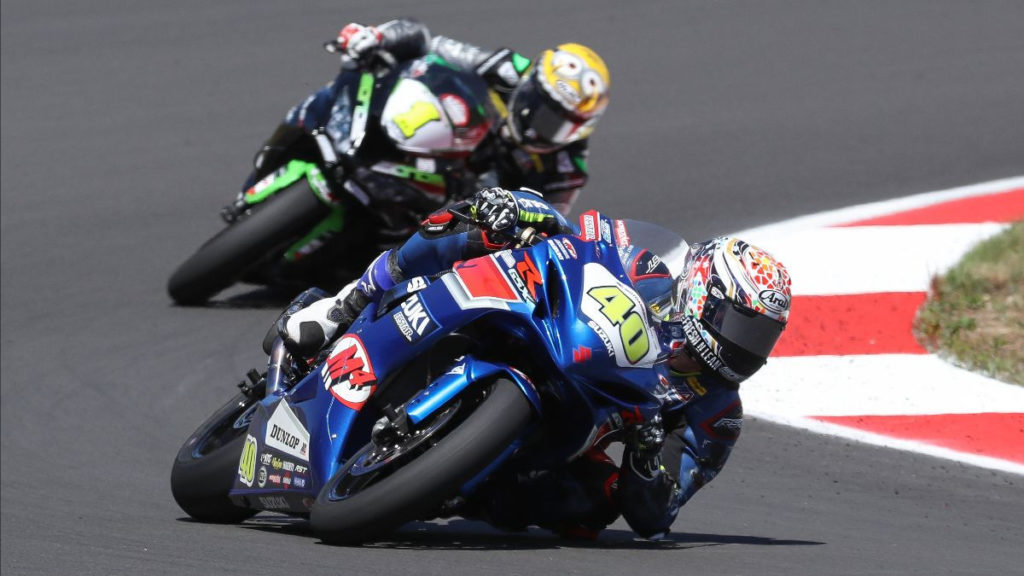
[2,1,1023,574]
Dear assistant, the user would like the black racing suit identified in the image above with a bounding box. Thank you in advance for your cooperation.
[279,18,590,220]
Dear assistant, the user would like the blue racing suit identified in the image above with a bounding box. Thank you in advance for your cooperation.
[332,189,742,538]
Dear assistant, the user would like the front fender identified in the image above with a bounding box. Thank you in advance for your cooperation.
[404,355,541,424]
[243,159,333,205]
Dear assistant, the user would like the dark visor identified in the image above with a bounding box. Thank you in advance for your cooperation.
[701,294,786,359]
[508,74,588,148]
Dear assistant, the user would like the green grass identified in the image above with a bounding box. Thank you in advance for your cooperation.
[914,221,1024,385]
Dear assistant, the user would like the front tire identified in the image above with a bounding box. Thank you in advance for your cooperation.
[310,378,532,544]
[170,392,260,523]
[168,185,329,305]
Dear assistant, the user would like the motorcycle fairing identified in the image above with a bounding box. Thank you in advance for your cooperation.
[231,212,665,512]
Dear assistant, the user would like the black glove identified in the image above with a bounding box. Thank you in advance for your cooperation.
[624,414,666,479]
[472,187,520,232]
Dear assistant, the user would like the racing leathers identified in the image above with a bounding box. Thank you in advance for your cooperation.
[276,18,589,218]
[273,188,740,539]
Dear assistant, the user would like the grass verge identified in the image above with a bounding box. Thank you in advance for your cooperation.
[914,221,1023,385]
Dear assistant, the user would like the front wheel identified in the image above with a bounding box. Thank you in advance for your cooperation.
[170,391,261,523]
[168,184,329,305]
[310,378,532,544]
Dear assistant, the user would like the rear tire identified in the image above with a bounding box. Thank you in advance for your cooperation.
[310,378,532,544]
[168,185,329,305]
[170,392,260,523]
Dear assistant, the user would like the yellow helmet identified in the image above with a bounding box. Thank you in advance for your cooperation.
[506,43,610,153]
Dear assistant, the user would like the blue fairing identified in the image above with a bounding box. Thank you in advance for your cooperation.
[230,212,666,512]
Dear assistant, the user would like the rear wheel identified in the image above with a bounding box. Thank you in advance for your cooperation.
[168,185,329,305]
[170,391,261,523]
[310,378,532,544]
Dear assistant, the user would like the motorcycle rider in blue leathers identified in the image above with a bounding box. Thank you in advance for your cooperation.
[270,187,793,539]
[256,18,609,222]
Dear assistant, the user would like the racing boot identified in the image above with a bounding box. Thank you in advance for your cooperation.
[263,249,401,357]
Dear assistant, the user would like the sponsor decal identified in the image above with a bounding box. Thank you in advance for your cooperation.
[293,476,307,488]
[322,335,377,410]
[392,293,438,343]
[260,452,273,466]
[572,346,593,363]
[440,93,469,126]
[407,276,428,292]
[550,239,567,260]
[294,464,308,475]
[685,375,708,397]
[681,317,724,372]
[237,435,258,487]
[265,402,310,462]
[257,466,267,488]
[271,457,283,470]
[561,238,578,259]
[587,320,616,358]
[759,289,790,315]
[268,474,282,485]
[447,363,467,375]
[514,253,543,301]
[517,196,550,212]
[580,213,598,241]
[614,220,631,248]
[600,219,613,244]
[258,496,290,510]
[647,254,663,274]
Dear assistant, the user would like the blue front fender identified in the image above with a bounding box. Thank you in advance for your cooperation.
[404,356,542,424]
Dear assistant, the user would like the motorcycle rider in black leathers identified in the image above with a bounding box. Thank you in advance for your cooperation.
[268,187,794,539]
[253,17,608,233]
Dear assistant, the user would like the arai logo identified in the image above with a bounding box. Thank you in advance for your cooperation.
[759,289,790,314]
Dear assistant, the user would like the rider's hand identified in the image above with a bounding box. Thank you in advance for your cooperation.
[336,23,382,61]
[624,414,666,480]
[472,187,520,232]
[625,413,666,456]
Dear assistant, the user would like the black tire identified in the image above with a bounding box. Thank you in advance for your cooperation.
[310,378,532,544]
[168,184,329,305]
[170,392,260,523]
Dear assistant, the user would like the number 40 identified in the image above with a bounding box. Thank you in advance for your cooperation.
[587,286,649,364]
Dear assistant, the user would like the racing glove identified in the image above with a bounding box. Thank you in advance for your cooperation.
[624,413,666,479]
[336,23,383,62]
[472,187,520,232]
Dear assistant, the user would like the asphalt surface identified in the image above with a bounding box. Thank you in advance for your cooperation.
[2,1,1023,574]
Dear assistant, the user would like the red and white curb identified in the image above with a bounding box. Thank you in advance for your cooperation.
[733,177,1024,475]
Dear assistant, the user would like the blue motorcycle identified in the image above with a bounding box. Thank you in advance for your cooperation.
[170,207,685,543]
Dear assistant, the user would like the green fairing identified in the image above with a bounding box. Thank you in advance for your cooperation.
[573,155,588,173]
[243,160,318,205]
[284,205,345,262]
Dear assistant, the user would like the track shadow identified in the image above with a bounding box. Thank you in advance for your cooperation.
[222,516,824,550]
[169,286,301,310]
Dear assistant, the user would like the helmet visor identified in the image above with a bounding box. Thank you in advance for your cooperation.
[508,74,594,151]
[702,293,786,359]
